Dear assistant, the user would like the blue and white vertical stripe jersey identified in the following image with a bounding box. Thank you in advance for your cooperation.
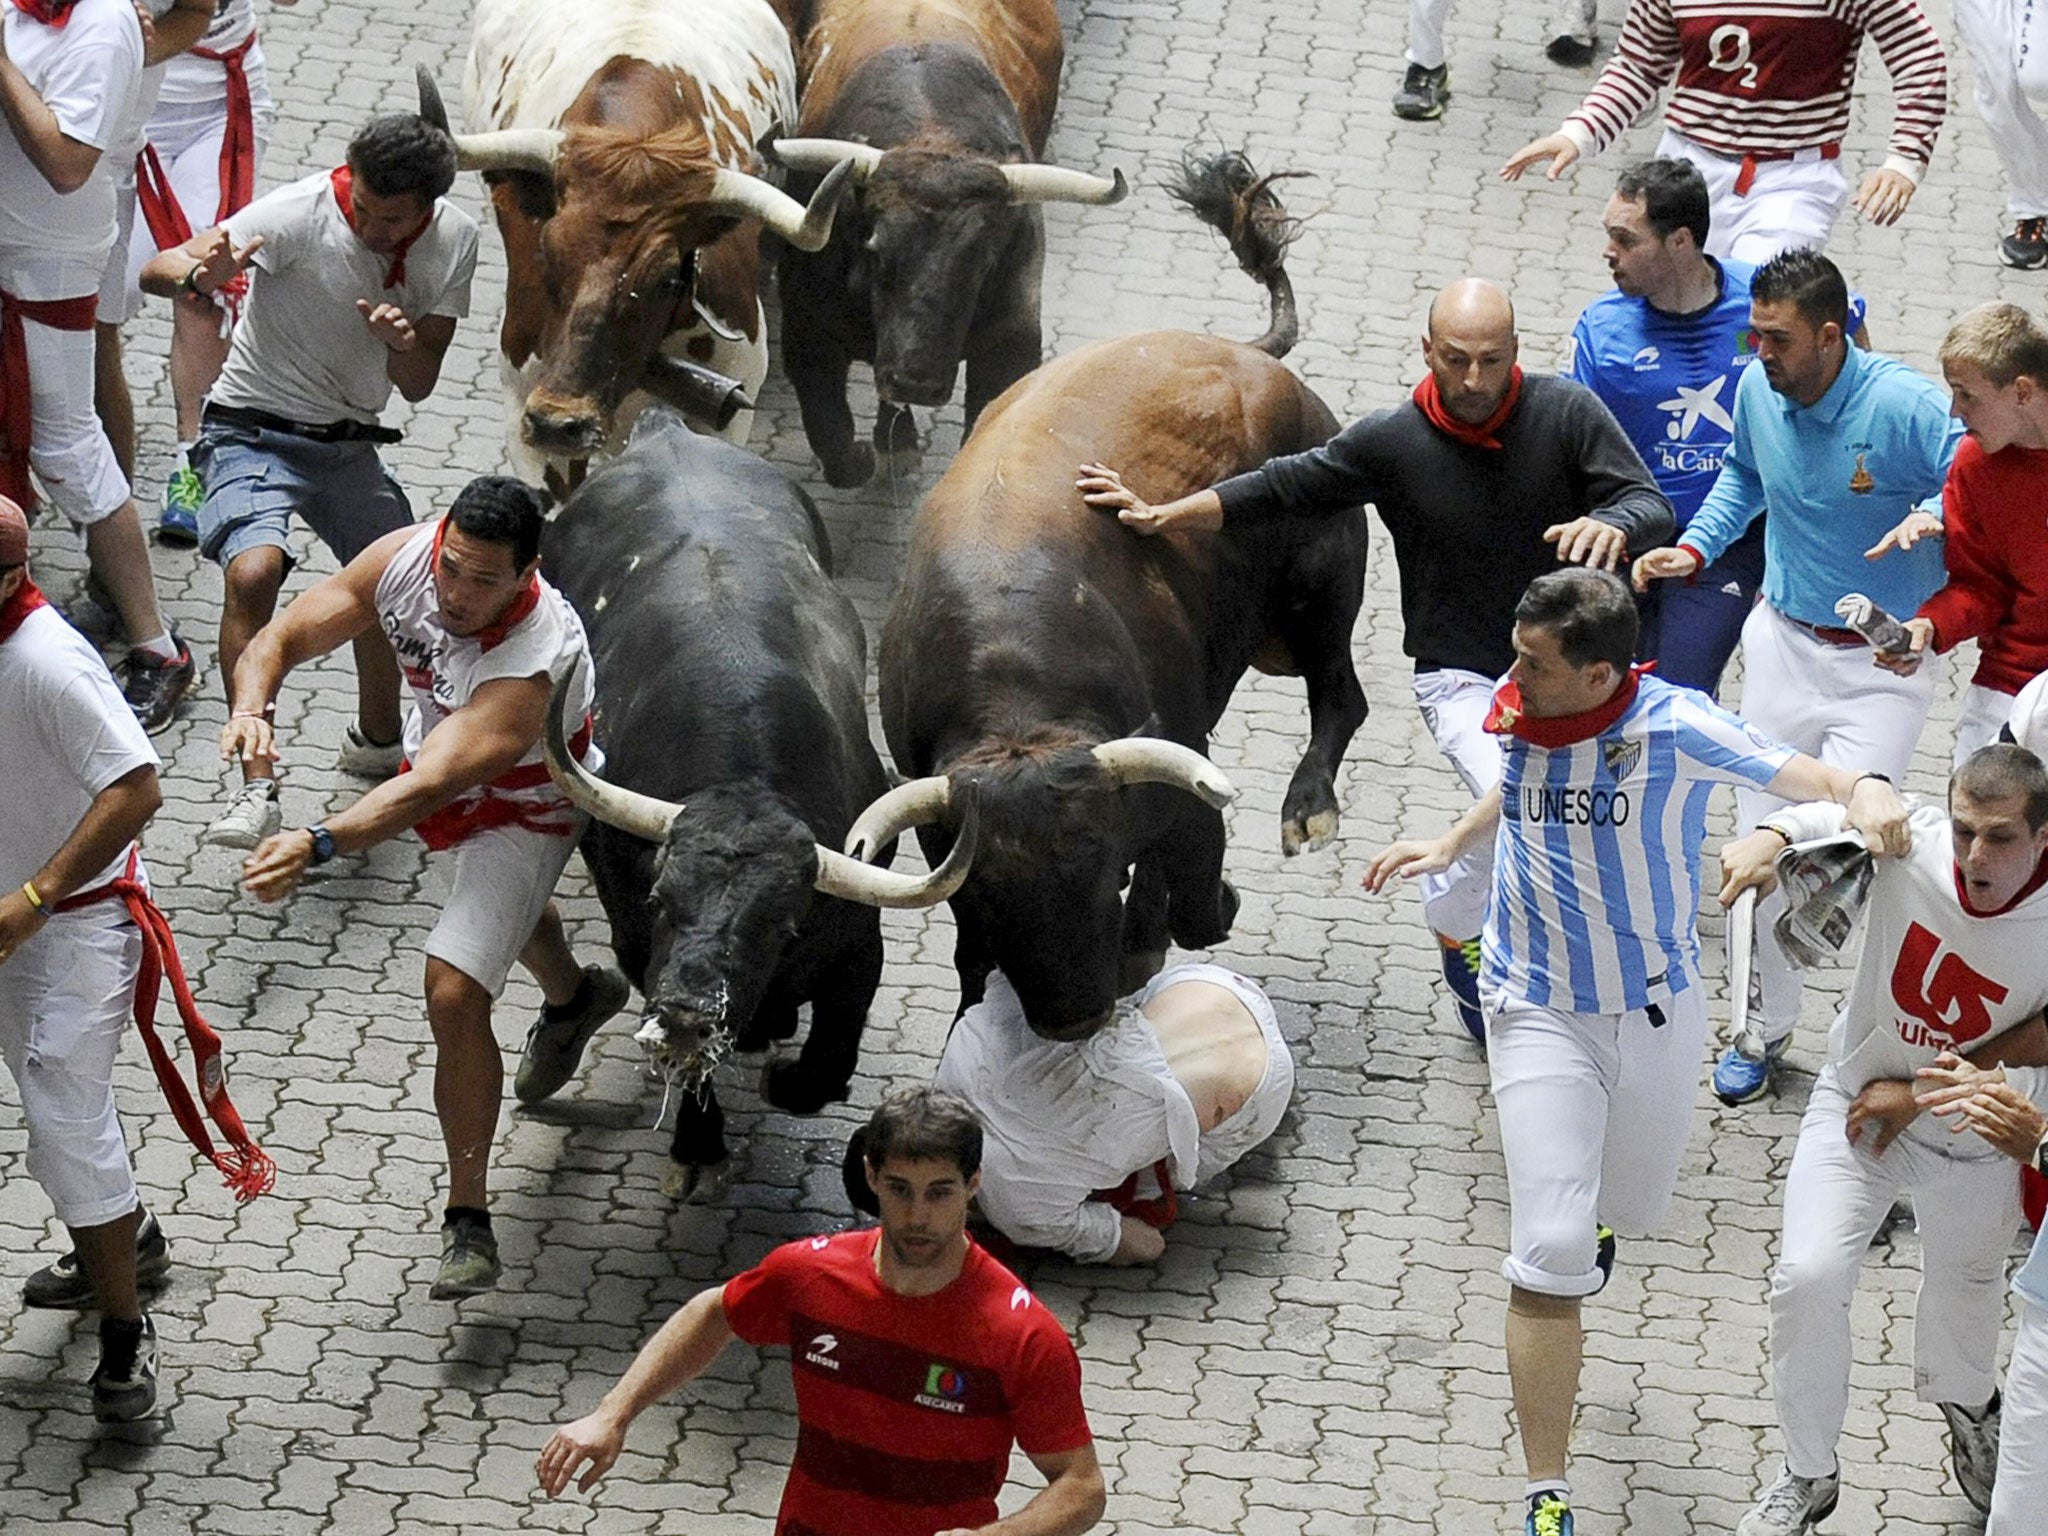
[1483,674,1795,1015]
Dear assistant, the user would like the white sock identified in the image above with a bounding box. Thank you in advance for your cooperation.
[174,440,195,466]
[133,630,179,662]
[1525,1480,1570,1505]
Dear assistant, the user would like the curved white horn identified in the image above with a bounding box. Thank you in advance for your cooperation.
[842,774,952,862]
[542,662,680,843]
[1000,164,1129,207]
[450,128,565,176]
[814,797,978,909]
[1092,738,1235,808]
[769,138,885,183]
[705,158,855,251]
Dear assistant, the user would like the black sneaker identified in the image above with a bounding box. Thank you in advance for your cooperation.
[24,1209,173,1309]
[2002,217,2048,270]
[121,633,198,735]
[1545,0,1599,65]
[90,1314,159,1423]
[1594,1224,1616,1292]
[1393,62,1449,121]
[513,966,632,1104]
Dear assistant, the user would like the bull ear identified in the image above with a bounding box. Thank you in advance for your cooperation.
[485,169,557,222]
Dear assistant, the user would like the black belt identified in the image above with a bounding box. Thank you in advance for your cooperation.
[203,403,401,446]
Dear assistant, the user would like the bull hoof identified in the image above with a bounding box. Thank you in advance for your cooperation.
[822,445,875,489]
[761,1060,851,1117]
[1281,807,1341,856]
[662,1158,732,1204]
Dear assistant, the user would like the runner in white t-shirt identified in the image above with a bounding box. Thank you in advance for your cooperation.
[138,108,479,851]
[220,476,628,1302]
[0,0,195,730]
[1718,746,2048,1534]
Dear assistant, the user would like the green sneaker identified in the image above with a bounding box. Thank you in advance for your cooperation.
[429,1221,501,1300]
[157,464,202,547]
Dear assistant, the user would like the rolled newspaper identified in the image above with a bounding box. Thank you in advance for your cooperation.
[1833,593,1913,656]
[1726,886,1763,1062]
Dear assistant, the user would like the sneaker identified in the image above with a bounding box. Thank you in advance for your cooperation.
[1594,1224,1616,1293]
[514,966,632,1104]
[24,1210,172,1309]
[202,778,282,851]
[156,464,202,547]
[120,634,197,735]
[90,1314,159,1423]
[334,723,404,780]
[1437,932,1486,1047]
[2002,217,2048,270]
[429,1220,502,1300]
[1713,1033,1789,1106]
[1526,1491,1573,1536]
[1545,0,1599,65]
[1736,1467,1840,1536]
[1393,62,1450,121]
[1940,1392,2000,1512]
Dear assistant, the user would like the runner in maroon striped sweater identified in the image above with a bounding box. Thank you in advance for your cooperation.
[1500,0,1948,263]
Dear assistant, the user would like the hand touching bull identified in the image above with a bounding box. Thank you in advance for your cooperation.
[1076,464,1222,535]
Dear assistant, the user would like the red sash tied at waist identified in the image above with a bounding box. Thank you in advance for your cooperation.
[136,34,261,319]
[1091,1158,1180,1231]
[0,290,98,511]
[53,849,275,1201]
[406,717,594,852]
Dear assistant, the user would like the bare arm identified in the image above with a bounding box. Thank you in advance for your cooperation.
[1761,758,1910,856]
[941,1443,1106,1536]
[0,27,102,194]
[535,1285,736,1497]
[146,0,217,66]
[0,764,161,967]
[1362,785,1503,893]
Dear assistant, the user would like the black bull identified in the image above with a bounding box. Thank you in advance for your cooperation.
[540,410,971,1199]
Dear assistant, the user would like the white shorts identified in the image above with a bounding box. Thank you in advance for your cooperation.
[1487,983,1707,1297]
[121,91,278,312]
[0,903,143,1229]
[1658,129,1852,263]
[1955,682,2017,766]
[1991,1295,2048,1534]
[1411,668,1503,943]
[425,817,585,999]
[0,247,132,525]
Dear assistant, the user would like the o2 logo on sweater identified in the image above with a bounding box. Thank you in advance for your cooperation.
[1890,922,2008,1048]
[1706,24,1759,90]
[916,1362,970,1413]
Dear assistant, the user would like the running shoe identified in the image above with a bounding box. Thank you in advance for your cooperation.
[24,1209,172,1309]
[1736,1467,1840,1536]
[1713,1034,1788,1106]
[1393,63,1449,121]
[203,779,282,851]
[121,633,197,735]
[1437,932,1486,1047]
[1525,1490,1573,1536]
[1940,1391,2000,1512]
[430,1219,502,1300]
[90,1314,159,1423]
[157,464,202,547]
[514,966,632,1104]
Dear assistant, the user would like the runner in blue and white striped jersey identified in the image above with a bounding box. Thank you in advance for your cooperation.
[1366,567,1910,1536]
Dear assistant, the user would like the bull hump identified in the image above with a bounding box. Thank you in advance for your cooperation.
[801,0,1060,145]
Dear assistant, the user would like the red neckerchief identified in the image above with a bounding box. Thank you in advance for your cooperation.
[1484,664,1648,748]
[0,574,47,643]
[430,516,541,654]
[328,166,430,290]
[1955,851,2048,918]
[1413,365,1524,450]
[9,1,79,26]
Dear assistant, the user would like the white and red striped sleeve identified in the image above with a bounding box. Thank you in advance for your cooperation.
[1559,0,1680,160]
[1860,0,1947,179]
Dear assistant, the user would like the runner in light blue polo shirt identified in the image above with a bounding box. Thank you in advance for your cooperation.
[1634,247,1962,1106]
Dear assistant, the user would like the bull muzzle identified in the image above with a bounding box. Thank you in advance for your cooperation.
[521,397,606,459]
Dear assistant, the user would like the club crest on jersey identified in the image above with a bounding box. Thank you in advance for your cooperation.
[1849,450,1875,496]
[1601,737,1643,783]
[916,1362,971,1412]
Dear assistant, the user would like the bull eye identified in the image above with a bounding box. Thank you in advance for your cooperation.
[863,231,881,254]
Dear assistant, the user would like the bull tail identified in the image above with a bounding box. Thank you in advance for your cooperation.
[1166,150,1307,358]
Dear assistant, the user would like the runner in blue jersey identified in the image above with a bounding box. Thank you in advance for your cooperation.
[1567,159,1865,697]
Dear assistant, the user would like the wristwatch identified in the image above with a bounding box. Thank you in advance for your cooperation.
[306,826,336,866]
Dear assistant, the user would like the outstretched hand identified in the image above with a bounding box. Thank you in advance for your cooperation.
[1500,134,1581,182]
[1853,168,1916,227]
[1630,545,1701,591]
[1361,837,1457,894]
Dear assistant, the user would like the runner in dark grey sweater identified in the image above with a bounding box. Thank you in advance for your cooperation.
[1078,278,1673,1047]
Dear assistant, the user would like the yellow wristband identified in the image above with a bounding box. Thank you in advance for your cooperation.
[21,880,45,912]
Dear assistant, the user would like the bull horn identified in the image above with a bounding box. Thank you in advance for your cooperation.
[999,164,1129,207]
[705,158,855,252]
[542,663,680,843]
[415,65,450,135]
[1092,738,1235,808]
[814,796,979,909]
[842,774,952,863]
[448,128,566,176]
[768,137,885,183]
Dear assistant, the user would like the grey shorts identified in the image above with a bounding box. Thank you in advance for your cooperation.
[193,422,414,572]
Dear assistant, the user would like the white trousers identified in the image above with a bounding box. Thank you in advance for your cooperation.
[1733,605,1934,1042]
[1406,0,1456,67]
[1488,984,1707,1297]
[1411,668,1502,944]
[1960,0,2048,219]
[1991,1295,2048,1534]
[1656,129,1852,262]
[1771,1067,2018,1478]
[1957,682,2019,766]
[0,904,143,1229]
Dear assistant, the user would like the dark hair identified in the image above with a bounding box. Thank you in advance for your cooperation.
[1953,744,2048,831]
[1614,158,1710,250]
[448,475,547,569]
[863,1085,982,1180]
[1751,248,1851,334]
[347,114,457,204]
[1514,567,1640,673]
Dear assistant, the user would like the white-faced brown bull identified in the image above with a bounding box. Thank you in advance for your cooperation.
[769,0,1126,487]
[540,409,974,1201]
[432,0,856,488]
[859,153,1368,1040]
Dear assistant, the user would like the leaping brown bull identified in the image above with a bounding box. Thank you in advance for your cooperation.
[851,154,1371,1040]
[428,0,855,486]
[770,0,1127,487]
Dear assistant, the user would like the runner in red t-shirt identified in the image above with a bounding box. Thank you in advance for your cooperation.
[536,1086,1104,1536]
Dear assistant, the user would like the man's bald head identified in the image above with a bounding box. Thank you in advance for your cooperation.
[1426,279,1516,344]
[1420,279,1521,426]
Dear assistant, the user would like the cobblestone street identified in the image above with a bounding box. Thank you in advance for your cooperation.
[0,0,2033,1530]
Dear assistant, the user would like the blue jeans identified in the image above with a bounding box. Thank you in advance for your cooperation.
[193,422,413,573]
[1637,518,1768,698]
